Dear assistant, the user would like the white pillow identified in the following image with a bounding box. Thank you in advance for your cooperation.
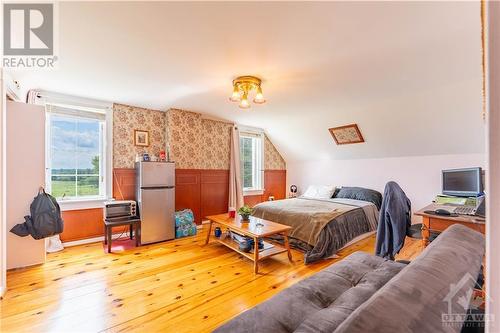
[302,185,336,199]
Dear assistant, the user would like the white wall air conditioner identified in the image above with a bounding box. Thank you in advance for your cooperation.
[4,73,21,102]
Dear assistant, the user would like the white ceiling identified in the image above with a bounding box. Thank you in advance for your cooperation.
[9,1,485,162]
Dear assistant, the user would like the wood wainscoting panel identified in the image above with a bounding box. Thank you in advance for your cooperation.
[176,169,201,224]
[113,168,136,200]
[263,170,287,200]
[200,170,229,220]
[60,208,104,242]
[244,195,264,207]
[244,170,287,207]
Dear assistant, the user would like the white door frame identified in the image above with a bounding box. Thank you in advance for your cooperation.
[0,69,6,298]
[486,1,499,331]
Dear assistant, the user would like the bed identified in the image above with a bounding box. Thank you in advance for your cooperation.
[252,187,381,263]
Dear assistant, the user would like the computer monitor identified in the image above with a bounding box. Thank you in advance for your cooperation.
[442,167,483,197]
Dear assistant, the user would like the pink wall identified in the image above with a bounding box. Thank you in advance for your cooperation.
[287,153,485,223]
[6,101,46,269]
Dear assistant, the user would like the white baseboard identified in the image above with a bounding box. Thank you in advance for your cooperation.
[64,225,205,247]
[201,219,210,224]
[62,232,130,248]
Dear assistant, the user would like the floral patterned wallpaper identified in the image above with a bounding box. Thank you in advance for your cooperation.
[265,135,286,170]
[113,103,166,168]
[166,109,232,169]
[112,104,285,170]
[200,118,232,169]
[166,109,203,169]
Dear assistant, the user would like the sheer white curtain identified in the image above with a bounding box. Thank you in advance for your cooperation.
[229,125,244,210]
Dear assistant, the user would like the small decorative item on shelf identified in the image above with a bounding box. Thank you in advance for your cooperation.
[238,238,264,252]
[289,185,298,198]
[238,239,253,252]
[238,205,253,222]
[142,153,150,161]
[228,207,236,218]
[159,150,166,161]
[214,227,222,238]
[219,230,229,240]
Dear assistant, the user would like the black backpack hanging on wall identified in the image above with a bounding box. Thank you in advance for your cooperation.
[10,188,64,240]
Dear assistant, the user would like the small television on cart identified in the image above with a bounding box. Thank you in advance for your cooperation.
[442,167,483,197]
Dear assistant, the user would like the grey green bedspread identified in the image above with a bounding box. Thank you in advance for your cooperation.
[252,197,378,263]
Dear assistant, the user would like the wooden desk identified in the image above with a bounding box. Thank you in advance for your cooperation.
[414,204,485,246]
[205,214,293,274]
[415,204,486,304]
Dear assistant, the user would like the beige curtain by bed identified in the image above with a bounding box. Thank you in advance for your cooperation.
[229,125,244,210]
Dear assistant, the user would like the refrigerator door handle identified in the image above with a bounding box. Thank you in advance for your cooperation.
[140,186,175,190]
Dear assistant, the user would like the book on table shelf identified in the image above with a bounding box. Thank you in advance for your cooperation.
[224,231,274,251]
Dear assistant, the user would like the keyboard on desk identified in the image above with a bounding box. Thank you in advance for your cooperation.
[452,206,476,216]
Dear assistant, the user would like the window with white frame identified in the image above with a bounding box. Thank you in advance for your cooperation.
[239,130,264,194]
[45,103,111,204]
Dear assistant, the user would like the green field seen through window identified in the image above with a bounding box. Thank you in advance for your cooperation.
[51,164,100,198]
[51,178,100,198]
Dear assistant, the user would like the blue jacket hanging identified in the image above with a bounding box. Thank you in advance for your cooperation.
[375,181,411,260]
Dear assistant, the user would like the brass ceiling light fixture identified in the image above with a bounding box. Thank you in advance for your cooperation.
[229,75,266,109]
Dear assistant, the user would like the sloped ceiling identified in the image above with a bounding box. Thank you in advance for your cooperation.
[10,1,484,162]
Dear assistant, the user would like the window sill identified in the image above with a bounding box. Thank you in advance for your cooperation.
[58,198,111,211]
[243,189,265,196]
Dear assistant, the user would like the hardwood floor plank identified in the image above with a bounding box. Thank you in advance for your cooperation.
[107,256,321,332]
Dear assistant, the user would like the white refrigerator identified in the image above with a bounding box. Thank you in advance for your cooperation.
[136,161,175,244]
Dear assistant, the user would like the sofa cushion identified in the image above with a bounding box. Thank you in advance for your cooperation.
[334,224,485,333]
[214,252,405,333]
[294,258,406,333]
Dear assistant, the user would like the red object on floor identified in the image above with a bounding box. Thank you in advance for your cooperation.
[102,238,137,253]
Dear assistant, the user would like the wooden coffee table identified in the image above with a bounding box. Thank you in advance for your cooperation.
[205,214,293,274]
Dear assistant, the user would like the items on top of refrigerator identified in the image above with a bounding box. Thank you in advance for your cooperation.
[160,150,166,161]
